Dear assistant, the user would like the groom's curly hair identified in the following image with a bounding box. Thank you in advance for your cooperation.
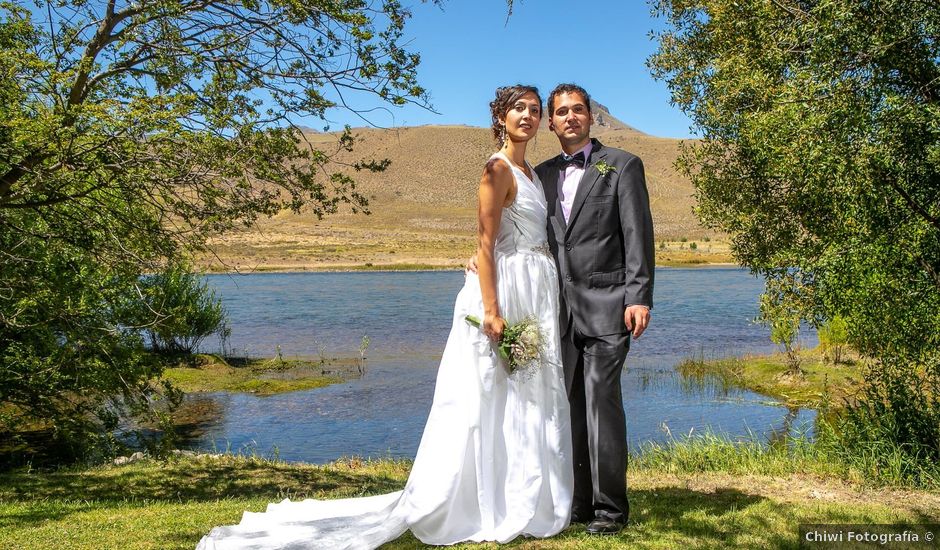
[547,83,592,117]
[489,85,541,147]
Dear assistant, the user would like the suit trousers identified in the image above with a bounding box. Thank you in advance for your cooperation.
[561,324,630,523]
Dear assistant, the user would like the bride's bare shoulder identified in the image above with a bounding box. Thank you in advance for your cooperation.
[482,154,512,182]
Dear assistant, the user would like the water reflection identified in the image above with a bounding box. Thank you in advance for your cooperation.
[766,407,805,448]
[172,396,226,442]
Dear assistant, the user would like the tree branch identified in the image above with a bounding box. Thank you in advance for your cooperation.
[883,176,940,234]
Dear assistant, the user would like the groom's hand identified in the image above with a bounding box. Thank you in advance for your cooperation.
[624,305,650,339]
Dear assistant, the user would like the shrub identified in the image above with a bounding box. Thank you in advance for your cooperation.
[818,316,849,364]
[822,357,940,487]
[136,264,228,354]
[759,276,806,375]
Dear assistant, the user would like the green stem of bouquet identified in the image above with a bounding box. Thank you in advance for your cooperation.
[464,315,512,363]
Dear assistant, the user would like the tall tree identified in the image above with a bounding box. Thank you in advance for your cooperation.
[0,0,434,460]
[649,0,939,361]
[649,0,940,473]
[2,0,432,251]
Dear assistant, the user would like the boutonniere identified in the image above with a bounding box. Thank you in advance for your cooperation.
[594,160,616,176]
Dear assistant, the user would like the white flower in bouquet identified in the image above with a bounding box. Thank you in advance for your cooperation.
[465,314,545,377]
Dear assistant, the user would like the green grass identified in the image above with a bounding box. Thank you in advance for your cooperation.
[1,450,937,550]
[676,347,865,409]
[161,354,354,395]
[634,431,843,479]
[635,428,940,490]
[633,430,940,488]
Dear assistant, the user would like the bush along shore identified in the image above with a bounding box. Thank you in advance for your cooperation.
[676,346,940,488]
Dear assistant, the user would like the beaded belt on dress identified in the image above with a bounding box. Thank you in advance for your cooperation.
[530,243,552,257]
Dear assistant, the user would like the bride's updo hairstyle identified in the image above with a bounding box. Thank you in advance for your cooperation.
[490,84,541,148]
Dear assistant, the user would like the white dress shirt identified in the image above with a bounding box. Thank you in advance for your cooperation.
[558,142,593,224]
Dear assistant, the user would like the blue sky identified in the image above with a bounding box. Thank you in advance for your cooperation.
[320,0,696,138]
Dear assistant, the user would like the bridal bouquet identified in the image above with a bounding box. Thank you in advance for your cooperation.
[465,314,545,376]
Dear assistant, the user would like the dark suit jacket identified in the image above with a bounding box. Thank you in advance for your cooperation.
[535,138,655,337]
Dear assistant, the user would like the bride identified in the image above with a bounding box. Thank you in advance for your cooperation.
[197,85,573,549]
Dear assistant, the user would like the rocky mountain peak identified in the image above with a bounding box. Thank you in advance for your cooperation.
[537,99,644,134]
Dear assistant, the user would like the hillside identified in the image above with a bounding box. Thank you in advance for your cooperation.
[199,122,731,272]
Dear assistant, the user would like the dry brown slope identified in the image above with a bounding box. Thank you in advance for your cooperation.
[202,125,722,271]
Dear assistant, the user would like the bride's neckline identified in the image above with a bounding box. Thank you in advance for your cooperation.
[495,151,534,183]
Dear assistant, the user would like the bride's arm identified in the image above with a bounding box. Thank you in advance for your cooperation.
[477,157,513,342]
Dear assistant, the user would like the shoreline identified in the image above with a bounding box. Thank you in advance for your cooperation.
[197,260,742,274]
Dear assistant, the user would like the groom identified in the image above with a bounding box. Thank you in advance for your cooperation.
[536,83,654,535]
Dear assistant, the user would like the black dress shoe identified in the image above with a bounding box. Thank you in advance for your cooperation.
[585,517,623,535]
[569,510,592,523]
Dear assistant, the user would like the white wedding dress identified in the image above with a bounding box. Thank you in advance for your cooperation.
[197,152,573,549]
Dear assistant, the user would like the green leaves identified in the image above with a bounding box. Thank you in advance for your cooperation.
[651,0,940,471]
[650,0,940,362]
[0,0,432,463]
[1,0,432,227]
[134,262,229,354]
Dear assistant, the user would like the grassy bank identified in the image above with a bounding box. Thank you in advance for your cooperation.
[202,262,469,273]
[676,347,866,409]
[1,450,937,550]
[162,354,361,395]
[655,239,735,267]
[199,254,734,273]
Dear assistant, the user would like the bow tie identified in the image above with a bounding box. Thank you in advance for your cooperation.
[560,151,586,169]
